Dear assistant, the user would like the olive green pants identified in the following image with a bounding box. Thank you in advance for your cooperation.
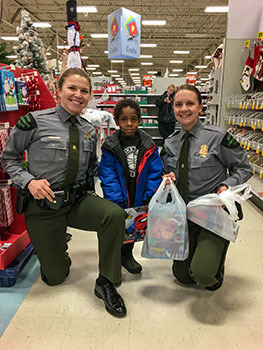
[25,193,126,286]
[172,220,230,288]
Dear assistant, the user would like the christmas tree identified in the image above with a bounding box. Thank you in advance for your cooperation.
[13,10,50,81]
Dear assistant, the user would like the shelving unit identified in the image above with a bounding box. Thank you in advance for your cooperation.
[94,92,163,145]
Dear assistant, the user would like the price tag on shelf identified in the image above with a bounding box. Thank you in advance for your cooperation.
[257,120,260,128]
[259,172,263,179]
[257,31,263,40]
[256,147,260,154]
[240,140,244,146]
[256,101,259,110]
[227,103,230,109]
[244,40,250,48]
[239,102,242,109]
[252,101,255,109]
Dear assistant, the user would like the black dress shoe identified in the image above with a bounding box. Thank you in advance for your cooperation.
[121,254,142,274]
[94,282,127,318]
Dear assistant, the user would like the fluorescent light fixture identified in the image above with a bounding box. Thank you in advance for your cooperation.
[129,68,139,71]
[169,74,179,77]
[104,50,109,54]
[90,33,108,38]
[187,71,197,74]
[148,71,157,74]
[185,34,207,38]
[86,67,96,70]
[140,43,157,48]
[92,72,102,75]
[195,65,208,69]
[32,22,52,28]
[77,6,97,13]
[205,6,229,13]
[46,52,51,56]
[172,69,183,72]
[196,80,202,83]
[57,45,69,49]
[6,55,17,58]
[141,62,153,65]
[87,64,100,67]
[112,74,120,77]
[1,36,18,41]
[116,78,123,80]
[142,20,166,26]
[81,56,89,59]
[170,60,183,63]
[111,60,124,63]
[140,55,153,58]
[108,70,118,73]
[205,55,212,59]
[130,73,140,76]
[173,50,190,54]
[200,77,209,81]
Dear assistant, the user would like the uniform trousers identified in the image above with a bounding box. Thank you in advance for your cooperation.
[172,220,230,287]
[25,193,126,286]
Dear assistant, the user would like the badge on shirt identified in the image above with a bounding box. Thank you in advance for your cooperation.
[199,144,208,158]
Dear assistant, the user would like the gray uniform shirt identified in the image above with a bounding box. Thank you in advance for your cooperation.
[161,120,253,201]
[1,104,98,189]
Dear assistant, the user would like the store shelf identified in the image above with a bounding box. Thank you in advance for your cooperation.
[249,175,263,211]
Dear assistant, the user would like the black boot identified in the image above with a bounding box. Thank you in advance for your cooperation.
[121,243,142,274]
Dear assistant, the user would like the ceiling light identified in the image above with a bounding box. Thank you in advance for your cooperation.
[205,6,229,13]
[169,74,179,77]
[6,55,17,58]
[46,52,51,56]
[173,50,190,54]
[141,62,153,65]
[116,78,123,80]
[90,33,108,38]
[86,67,96,70]
[1,36,18,41]
[140,43,157,48]
[196,80,201,83]
[111,60,124,63]
[130,73,140,76]
[142,20,166,26]
[172,69,184,72]
[170,60,183,63]
[92,72,102,75]
[200,78,209,81]
[108,70,118,73]
[205,55,212,59]
[57,45,69,49]
[81,56,89,59]
[87,64,100,67]
[112,74,120,77]
[148,71,157,74]
[77,6,98,13]
[32,22,52,28]
[140,55,153,58]
[129,68,139,71]
[195,65,208,69]
[185,34,207,38]
[187,72,197,74]
[104,50,109,54]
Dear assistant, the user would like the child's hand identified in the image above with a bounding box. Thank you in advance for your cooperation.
[162,172,176,186]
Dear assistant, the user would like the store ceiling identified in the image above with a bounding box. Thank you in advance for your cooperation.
[0,0,228,85]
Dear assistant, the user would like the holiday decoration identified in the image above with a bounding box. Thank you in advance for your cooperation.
[253,44,263,81]
[0,186,14,228]
[0,68,18,111]
[240,52,254,91]
[15,81,29,105]
[66,0,82,69]
[13,10,50,81]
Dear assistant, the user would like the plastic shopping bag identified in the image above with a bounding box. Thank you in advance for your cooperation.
[141,177,189,260]
[187,183,251,242]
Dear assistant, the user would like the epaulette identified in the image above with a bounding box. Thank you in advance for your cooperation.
[15,113,37,131]
[221,132,240,148]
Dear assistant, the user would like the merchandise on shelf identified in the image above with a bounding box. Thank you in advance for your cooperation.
[0,69,18,112]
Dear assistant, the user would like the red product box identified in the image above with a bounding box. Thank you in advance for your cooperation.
[9,187,26,234]
[0,230,30,270]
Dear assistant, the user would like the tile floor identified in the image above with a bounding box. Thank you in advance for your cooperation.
[0,196,262,349]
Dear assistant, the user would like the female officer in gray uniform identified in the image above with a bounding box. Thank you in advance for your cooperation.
[162,84,252,291]
[1,68,127,318]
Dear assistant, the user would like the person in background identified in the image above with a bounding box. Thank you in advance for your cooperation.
[155,84,176,140]
[1,67,127,318]
[161,84,252,291]
[98,99,163,275]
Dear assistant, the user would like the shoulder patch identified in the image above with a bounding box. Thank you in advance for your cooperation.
[221,133,240,149]
[16,113,37,131]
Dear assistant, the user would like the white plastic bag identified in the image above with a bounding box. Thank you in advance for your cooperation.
[186,183,251,242]
[141,178,189,260]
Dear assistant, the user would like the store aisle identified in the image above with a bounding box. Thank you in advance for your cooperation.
[0,198,262,350]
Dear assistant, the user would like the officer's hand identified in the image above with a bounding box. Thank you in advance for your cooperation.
[28,179,55,202]
[162,172,176,186]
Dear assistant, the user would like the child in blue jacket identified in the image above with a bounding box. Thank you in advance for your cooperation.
[98,99,163,274]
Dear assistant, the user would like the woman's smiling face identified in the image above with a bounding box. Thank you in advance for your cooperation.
[173,89,203,131]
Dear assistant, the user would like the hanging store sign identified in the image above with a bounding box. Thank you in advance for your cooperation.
[108,7,141,59]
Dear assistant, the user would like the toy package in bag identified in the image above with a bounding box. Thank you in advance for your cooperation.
[124,206,147,244]
[187,183,251,242]
[141,178,189,260]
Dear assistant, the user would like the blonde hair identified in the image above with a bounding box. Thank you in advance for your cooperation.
[167,84,176,90]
